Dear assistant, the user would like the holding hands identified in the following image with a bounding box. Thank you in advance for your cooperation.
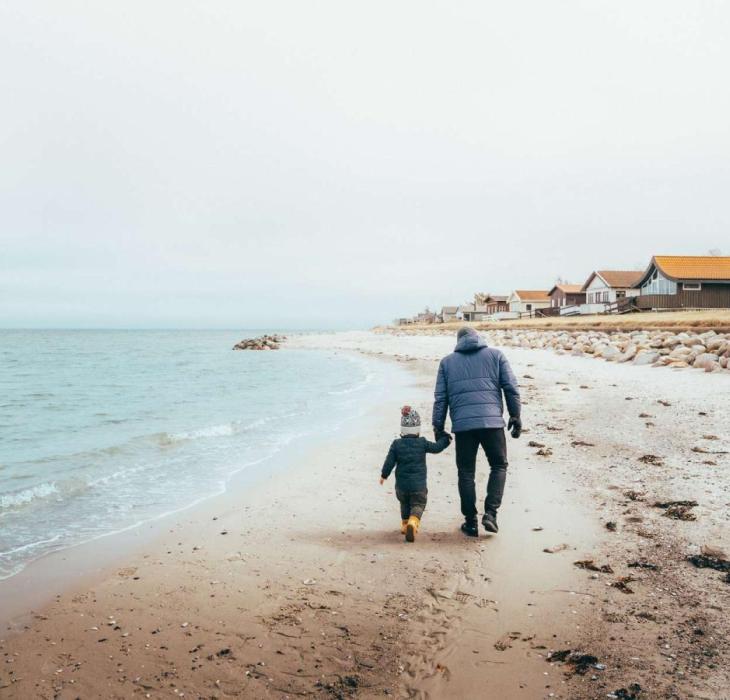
[433,427,452,443]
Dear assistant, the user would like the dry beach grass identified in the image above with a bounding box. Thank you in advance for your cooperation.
[386,309,730,333]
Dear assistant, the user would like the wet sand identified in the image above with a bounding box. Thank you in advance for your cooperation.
[1,332,728,699]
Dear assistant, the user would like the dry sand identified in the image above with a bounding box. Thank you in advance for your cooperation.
[1,331,728,699]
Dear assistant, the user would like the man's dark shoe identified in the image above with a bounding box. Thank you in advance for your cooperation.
[482,512,499,533]
[460,521,479,538]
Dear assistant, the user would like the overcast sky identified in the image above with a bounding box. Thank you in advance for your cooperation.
[2,1,729,328]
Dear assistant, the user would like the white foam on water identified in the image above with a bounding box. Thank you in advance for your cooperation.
[0,481,59,510]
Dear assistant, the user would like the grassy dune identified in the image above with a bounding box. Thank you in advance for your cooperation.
[383,309,730,333]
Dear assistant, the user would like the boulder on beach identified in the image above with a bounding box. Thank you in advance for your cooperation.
[633,351,660,366]
[617,344,638,363]
[693,353,720,370]
[600,345,621,361]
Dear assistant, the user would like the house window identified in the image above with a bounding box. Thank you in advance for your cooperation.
[642,269,677,295]
[526,303,532,311]
[683,282,702,291]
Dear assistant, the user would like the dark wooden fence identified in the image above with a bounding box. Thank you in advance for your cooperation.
[535,307,561,317]
[601,298,640,314]
[520,306,581,319]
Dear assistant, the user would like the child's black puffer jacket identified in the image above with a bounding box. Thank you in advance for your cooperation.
[381,434,450,491]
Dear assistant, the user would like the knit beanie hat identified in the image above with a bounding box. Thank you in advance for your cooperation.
[400,405,421,436]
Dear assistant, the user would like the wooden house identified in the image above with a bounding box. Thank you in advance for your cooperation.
[485,295,509,314]
[547,284,586,309]
[581,270,642,305]
[507,290,550,315]
[633,255,730,309]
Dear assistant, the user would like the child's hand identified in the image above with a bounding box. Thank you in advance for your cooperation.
[379,477,385,485]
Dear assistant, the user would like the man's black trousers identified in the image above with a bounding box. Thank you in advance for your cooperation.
[454,428,508,521]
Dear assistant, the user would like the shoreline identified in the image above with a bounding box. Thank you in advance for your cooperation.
[0,430,329,631]
[0,353,431,698]
[2,332,728,699]
[0,350,408,630]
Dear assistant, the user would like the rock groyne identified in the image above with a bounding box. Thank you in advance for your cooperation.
[233,334,286,350]
[485,328,730,372]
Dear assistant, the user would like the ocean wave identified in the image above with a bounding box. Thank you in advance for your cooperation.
[7,418,265,473]
[328,372,375,395]
[162,423,237,442]
[0,481,58,510]
[159,417,270,444]
[0,477,89,513]
[157,408,320,445]
[0,533,62,559]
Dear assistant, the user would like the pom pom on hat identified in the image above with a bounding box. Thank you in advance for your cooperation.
[400,405,421,435]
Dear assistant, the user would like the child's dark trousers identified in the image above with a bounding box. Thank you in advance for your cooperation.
[395,488,428,520]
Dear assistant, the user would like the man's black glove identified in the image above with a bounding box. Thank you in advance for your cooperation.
[507,416,522,439]
[434,426,450,442]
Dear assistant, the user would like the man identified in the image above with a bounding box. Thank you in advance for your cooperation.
[432,327,521,536]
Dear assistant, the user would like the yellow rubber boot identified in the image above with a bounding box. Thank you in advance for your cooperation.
[400,520,408,535]
[406,515,420,542]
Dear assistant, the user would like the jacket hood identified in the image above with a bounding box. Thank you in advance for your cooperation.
[454,330,488,353]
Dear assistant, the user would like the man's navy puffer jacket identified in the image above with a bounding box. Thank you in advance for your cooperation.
[432,330,521,433]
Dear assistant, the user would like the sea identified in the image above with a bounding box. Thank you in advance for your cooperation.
[0,330,396,580]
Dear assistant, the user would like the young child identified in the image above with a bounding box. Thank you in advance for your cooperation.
[379,406,451,542]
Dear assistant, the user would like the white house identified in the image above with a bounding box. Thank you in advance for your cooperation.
[580,271,643,305]
[440,306,459,322]
[455,303,473,321]
[506,290,551,315]
[464,305,490,322]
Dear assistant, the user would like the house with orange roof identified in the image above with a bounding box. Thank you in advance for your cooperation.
[507,289,551,315]
[580,270,643,306]
[633,255,730,309]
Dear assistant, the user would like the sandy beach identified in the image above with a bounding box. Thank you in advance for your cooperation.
[6,2,730,697]
[2,331,729,699]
